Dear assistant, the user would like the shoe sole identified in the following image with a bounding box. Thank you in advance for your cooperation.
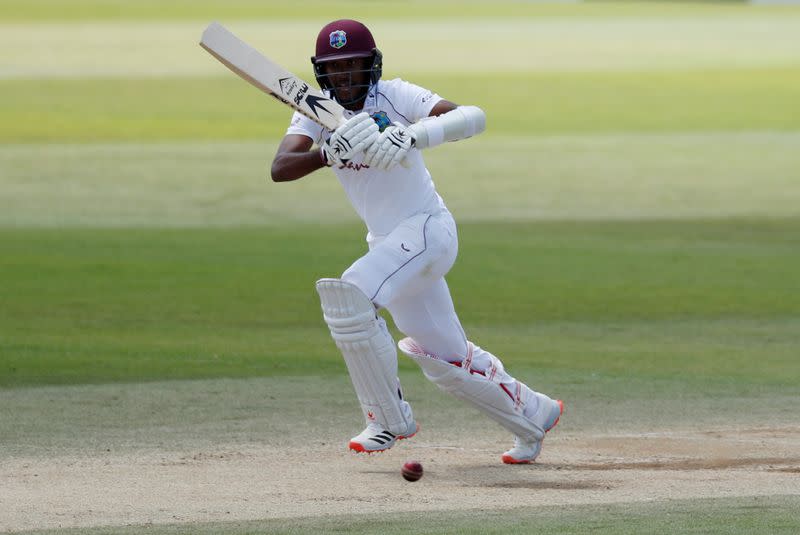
[501,399,564,465]
[348,423,419,454]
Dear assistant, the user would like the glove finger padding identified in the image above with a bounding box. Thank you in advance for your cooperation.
[364,124,414,170]
[335,112,372,138]
[325,112,379,165]
[379,127,413,170]
[363,134,390,168]
[345,121,379,155]
[388,134,413,169]
[375,136,400,170]
[362,133,382,167]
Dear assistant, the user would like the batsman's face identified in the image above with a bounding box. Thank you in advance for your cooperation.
[321,57,371,104]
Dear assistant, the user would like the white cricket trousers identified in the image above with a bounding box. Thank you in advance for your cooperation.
[342,210,547,425]
[341,210,469,360]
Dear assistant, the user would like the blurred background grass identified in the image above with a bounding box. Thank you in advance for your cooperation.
[1,0,798,386]
[2,2,799,532]
[3,69,800,142]
[2,221,798,387]
[0,1,773,21]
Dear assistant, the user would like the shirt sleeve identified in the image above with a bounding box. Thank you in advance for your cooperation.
[285,111,327,145]
[393,80,444,123]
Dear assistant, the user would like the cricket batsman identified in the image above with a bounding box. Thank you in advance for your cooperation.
[271,19,563,464]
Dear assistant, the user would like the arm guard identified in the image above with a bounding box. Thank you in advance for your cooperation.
[408,105,486,149]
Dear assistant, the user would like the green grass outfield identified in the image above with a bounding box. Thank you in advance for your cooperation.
[0,0,777,22]
[14,496,800,535]
[2,221,799,387]
[2,1,800,533]
[3,69,800,142]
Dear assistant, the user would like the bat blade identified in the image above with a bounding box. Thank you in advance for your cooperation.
[200,22,344,130]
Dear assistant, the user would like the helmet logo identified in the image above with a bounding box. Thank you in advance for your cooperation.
[329,30,347,49]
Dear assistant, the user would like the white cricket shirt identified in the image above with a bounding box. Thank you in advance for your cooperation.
[285,78,448,238]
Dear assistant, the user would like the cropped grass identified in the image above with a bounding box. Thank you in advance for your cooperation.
[2,220,798,388]
[2,3,800,533]
[3,68,800,143]
[2,0,798,408]
[15,496,800,535]
[3,134,800,228]
[0,0,775,22]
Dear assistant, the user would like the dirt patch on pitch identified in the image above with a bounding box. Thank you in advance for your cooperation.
[2,425,800,532]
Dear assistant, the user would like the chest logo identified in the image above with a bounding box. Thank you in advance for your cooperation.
[371,111,391,132]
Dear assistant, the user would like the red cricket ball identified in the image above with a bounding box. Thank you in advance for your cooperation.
[401,461,424,482]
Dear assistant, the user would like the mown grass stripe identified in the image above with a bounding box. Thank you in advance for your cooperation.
[2,17,799,79]
[1,221,798,387]
[2,134,798,227]
[0,1,779,22]
[9,494,800,534]
[2,69,799,143]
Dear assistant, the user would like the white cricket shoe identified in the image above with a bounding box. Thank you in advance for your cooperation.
[349,421,419,454]
[501,397,564,464]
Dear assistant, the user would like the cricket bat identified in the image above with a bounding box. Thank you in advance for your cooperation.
[200,22,345,131]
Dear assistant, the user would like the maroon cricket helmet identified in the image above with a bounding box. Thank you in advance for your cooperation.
[310,19,383,105]
[312,19,377,62]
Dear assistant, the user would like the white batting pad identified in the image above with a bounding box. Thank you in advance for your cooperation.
[399,337,544,442]
[316,278,414,435]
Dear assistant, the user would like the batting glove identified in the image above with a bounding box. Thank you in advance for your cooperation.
[320,112,379,167]
[363,123,416,171]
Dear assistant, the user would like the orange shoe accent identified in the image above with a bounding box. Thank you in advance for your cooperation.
[398,423,420,441]
[501,454,532,465]
[349,441,367,453]
[349,440,391,454]
[348,424,419,454]
[546,400,564,433]
[501,400,564,465]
